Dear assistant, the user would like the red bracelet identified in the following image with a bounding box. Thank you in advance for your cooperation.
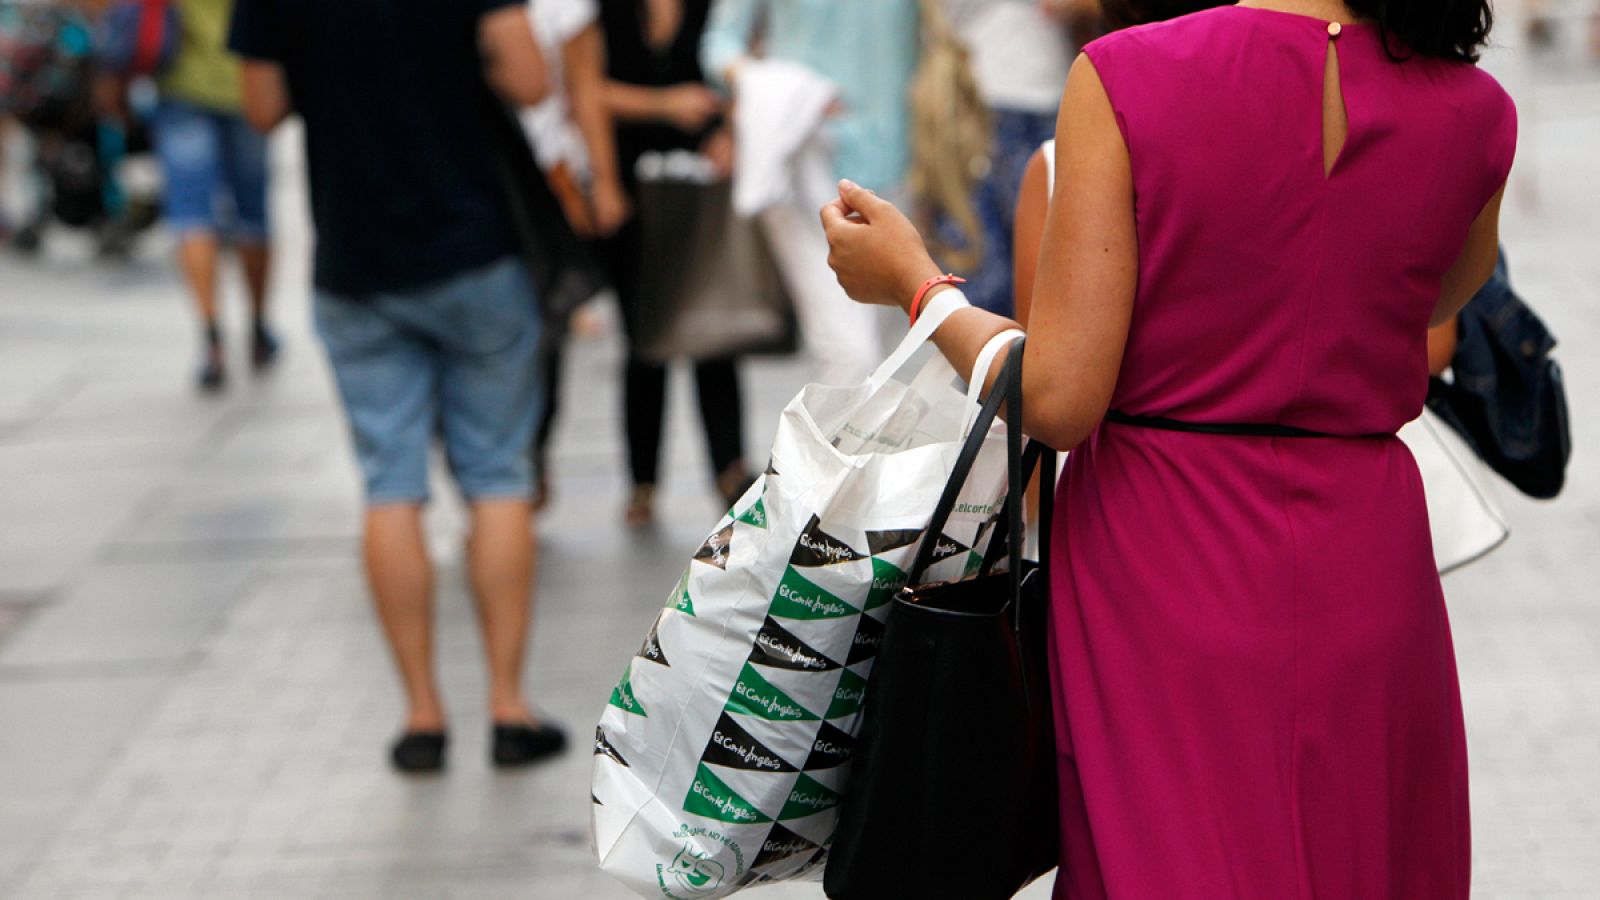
[909,274,967,327]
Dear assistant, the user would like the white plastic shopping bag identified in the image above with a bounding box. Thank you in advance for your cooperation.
[1401,409,1510,574]
[593,295,1023,898]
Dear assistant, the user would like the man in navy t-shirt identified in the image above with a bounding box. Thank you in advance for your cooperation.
[229,0,566,773]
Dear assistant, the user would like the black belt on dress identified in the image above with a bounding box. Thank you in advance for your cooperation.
[1103,409,1387,439]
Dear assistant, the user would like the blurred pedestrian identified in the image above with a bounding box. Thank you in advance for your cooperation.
[520,0,629,510]
[599,0,754,527]
[822,0,1513,891]
[701,0,920,385]
[229,0,566,773]
[153,0,274,391]
[926,0,1080,316]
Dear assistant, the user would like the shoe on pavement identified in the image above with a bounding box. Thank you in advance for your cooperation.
[391,730,448,773]
[492,721,567,768]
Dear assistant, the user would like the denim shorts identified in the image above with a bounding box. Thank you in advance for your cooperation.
[314,257,543,504]
[151,99,269,241]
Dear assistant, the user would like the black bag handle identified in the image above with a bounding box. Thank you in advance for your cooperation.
[908,337,1027,584]
[979,441,1046,578]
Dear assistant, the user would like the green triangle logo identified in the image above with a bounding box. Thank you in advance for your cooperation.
[864,558,907,611]
[608,663,647,717]
[667,571,696,616]
[771,567,859,620]
[725,662,819,721]
[779,772,841,820]
[683,763,773,825]
[963,550,984,577]
[825,669,868,720]
[737,498,768,529]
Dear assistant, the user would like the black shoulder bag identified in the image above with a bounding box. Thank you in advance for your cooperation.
[1427,250,1571,499]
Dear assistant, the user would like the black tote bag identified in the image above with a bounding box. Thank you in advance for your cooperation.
[825,338,1060,899]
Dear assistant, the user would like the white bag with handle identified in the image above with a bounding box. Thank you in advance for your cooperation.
[1402,409,1510,574]
[593,294,1023,899]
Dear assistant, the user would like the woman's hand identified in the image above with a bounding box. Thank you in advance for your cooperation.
[700,127,735,180]
[657,84,722,132]
[821,181,944,311]
[590,177,632,237]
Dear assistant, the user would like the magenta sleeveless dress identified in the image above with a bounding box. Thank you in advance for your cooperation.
[1049,8,1516,898]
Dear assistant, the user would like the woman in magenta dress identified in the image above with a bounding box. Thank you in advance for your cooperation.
[820,0,1514,894]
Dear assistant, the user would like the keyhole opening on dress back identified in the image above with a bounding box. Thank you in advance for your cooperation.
[1322,37,1349,178]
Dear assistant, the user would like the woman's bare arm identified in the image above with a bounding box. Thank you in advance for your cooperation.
[564,24,630,234]
[1432,185,1504,327]
[1427,320,1459,376]
[1013,147,1050,325]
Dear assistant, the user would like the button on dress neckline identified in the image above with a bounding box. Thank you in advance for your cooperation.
[1327,21,1343,37]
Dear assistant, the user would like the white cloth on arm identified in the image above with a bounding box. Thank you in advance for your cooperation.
[520,0,598,173]
[941,0,1074,114]
[760,195,883,388]
[730,59,839,217]
[729,58,880,386]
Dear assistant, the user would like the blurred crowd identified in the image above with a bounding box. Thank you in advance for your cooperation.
[0,0,1107,770]
[0,0,1583,771]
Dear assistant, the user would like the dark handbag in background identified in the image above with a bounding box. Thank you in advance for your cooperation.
[480,92,605,326]
[632,168,794,362]
[1427,249,1572,499]
[825,339,1060,900]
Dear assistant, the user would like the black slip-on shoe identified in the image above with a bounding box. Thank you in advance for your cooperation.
[492,721,568,768]
[390,730,447,774]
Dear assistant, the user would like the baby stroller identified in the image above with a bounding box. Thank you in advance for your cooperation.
[1,0,159,256]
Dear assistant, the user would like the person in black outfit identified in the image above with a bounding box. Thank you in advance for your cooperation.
[598,0,751,527]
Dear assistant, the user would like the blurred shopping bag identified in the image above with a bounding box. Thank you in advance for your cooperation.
[632,153,795,362]
[826,338,1059,900]
[1402,409,1510,574]
[593,296,1023,898]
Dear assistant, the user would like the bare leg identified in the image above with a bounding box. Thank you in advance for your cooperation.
[466,498,539,724]
[364,503,445,732]
[237,239,270,324]
[177,232,222,326]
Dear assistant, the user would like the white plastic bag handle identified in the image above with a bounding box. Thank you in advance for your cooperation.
[962,328,1026,434]
[862,289,971,395]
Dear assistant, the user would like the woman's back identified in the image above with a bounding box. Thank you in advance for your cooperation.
[1085,6,1515,433]
[1039,9,1515,896]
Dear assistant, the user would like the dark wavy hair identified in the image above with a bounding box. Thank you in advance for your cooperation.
[1099,0,1494,63]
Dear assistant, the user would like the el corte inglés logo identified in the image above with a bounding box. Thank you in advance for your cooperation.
[752,823,821,870]
[825,669,868,719]
[701,713,796,773]
[694,524,733,570]
[846,614,885,666]
[609,664,647,717]
[778,772,840,820]
[683,763,772,824]
[771,567,858,620]
[748,617,840,672]
[725,663,819,722]
[803,721,855,770]
[737,498,768,529]
[789,517,865,567]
